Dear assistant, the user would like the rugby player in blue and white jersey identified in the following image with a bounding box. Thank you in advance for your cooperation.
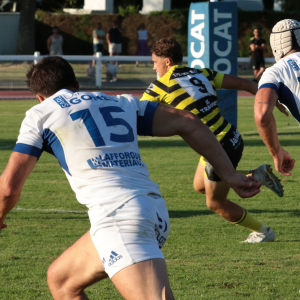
[255,19,299,176]
[0,57,261,300]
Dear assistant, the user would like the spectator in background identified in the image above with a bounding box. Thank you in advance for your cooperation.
[93,23,105,57]
[105,62,118,82]
[106,21,124,65]
[47,26,63,55]
[86,62,95,79]
[250,28,266,82]
[136,23,151,67]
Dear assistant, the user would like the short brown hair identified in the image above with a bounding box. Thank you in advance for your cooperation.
[151,38,183,64]
[26,56,78,97]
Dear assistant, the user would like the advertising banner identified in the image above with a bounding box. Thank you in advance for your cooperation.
[188,2,238,127]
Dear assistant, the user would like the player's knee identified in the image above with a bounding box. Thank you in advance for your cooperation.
[194,184,206,194]
[206,198,224,212]
[193,180,205,194]
[47,263,84,298]
[47,263,62,290]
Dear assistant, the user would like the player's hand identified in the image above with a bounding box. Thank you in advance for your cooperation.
[228,173,262,198]
[276,101,289,117]
[273,148,295,176]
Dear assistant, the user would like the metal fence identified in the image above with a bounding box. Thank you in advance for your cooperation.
[0,53,275,90]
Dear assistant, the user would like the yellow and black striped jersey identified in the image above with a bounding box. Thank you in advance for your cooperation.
[140,65,232,142]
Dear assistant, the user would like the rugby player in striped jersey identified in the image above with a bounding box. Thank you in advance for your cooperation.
[141,38,283,243]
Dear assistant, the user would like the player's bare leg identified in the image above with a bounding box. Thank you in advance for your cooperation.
[193,161,243,220]
[47,231,108,300]
[112,258,175,300]
[254,67,265,79]
[193,161,272,240]
[193,161,206,194]
[204,179,244,222]
[47,231,174,300]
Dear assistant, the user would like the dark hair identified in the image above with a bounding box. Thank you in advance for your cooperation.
[151,38,183,64]
[26,56,78,97]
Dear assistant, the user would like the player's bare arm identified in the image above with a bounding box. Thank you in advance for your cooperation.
[47,37,51,51]
[0,152,37,229]
[221,74,258,95]
[254,88,295,175]
[152,104,262,198]
[106,33,110,44]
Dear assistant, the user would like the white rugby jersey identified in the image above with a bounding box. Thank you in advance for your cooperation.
[14,90,160,231]
[259,52,300,124]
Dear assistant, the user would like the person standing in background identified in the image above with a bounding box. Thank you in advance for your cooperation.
[136,23,151,67]
[92,22,106,67]
[250,28,266,82]
[106,21,124,66]
[93,23,105,55]
[47,26,63,55]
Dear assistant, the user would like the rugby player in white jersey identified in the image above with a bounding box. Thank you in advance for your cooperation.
[0,57,261,300]
[255,19,299,176]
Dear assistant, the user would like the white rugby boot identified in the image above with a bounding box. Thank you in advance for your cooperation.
[241,227,275,243]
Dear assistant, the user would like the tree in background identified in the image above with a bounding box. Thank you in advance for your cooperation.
[17,0,36,54]
[280,0,300,11]
[263,0,274,10]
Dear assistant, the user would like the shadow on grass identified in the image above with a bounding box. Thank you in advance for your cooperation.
[169,210,214,218]
[244,131,300,137]
[168,208,300,219]
[0,139,16,150]
[138,139,188,149]
[244,139,300,147]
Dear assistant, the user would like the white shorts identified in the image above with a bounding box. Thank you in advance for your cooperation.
[90,194,170,278]
[109,43,122,54]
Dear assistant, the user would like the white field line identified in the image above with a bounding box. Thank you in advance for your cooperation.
[14,207,87,214]
[0,145,13,149]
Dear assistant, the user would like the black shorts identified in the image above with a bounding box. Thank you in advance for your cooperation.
[201,126,244,182]
[251,56,265,70]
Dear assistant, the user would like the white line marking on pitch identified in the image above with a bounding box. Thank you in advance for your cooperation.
[14,207,87,214]
[0,145,13,149]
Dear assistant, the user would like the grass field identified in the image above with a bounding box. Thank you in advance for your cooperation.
[0,97,300,299]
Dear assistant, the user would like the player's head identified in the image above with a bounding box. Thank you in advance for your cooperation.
[151,38,182,78]
[270,19,300,62]
[52,26,59,34]
[253,28,261,37]
[26,56,78,98]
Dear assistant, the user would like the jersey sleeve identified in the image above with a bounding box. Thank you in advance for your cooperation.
[258,68,280,94]
[136,98,159,136]
[140,81,166,103]
[212,70,225,89]
[13,109,44,158]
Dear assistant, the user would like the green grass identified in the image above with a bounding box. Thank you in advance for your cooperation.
[1,98,300,299]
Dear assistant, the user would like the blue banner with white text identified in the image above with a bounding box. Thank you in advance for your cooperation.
[188,2,238,127]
